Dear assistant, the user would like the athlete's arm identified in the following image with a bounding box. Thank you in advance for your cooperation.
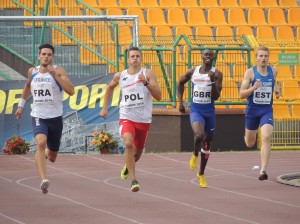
[240,68,260,99]
[100,72,120,119]
[210,69,223,100]
[143,69,162,101]
[15,68,33,119]
[272,67,280,99]
[177,68,195,113]
[49,65,75,96]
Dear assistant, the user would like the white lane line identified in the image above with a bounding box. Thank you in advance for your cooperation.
[0,212,27,224]
[14,156,143,224]
[103,177,259,224]
[156,154,300,208]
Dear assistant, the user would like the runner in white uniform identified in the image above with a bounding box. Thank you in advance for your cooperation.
[100,46,161,192]
[15,44,75,194]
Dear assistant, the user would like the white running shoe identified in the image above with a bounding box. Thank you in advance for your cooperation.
[40,179,50,194]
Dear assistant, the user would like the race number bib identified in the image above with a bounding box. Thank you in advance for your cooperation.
[193,84,211,104]
[253,86,272,104]
[122,84,145,108]
[32,82,54,103]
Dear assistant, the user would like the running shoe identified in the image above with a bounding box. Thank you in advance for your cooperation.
[40,179,50,194]
[196,173,208,188]
[131,179,140,192]
[189,154,198,171]
[258,171,268,181]
[120,164,128,181]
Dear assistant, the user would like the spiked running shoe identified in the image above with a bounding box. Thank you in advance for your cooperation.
[196,173,208,188]
[258,171,268,181]
[189,154,198,171]
[120,164,129,181]
[131,179,140,192]
[40,179,50,194]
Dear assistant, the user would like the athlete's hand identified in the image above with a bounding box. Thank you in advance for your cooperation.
[138,73,147,85]
[178,103,186,113]
[47,65,56,77]
[208,70,216,82]
[15,107,23,119]
[275,90,280,99]
[253,79,261,90]
[100,108,108,119]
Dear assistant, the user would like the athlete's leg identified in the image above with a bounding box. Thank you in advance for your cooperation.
[260,124,273,173]
[191,121,205,157]
[35,134,48,181]
[199,135,212,175]
[133,124,149,163]
[244,129,258,148]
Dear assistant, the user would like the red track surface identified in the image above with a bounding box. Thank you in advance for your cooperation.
[0,151,299,224]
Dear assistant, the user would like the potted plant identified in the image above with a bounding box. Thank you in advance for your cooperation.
[2,135,30,155]
[90,130,118,154]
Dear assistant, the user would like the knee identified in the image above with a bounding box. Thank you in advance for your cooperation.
[194,133,204,143]
[48,157,56,163]
[36,141,47,150]
[124,142,134,151]
[134,152,141,162]
[245,139,256,148]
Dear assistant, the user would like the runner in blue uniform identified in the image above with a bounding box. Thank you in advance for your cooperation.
[177,49,223,188]
[240,46,280,181]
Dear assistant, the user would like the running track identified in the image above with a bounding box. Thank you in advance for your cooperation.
[0,151,299,224]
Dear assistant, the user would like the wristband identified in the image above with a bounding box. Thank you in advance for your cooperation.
[18,98,26,108]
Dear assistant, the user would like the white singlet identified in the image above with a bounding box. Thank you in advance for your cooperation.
[30,66,64,119]
[191,66,215,104]
[119,68,152,123]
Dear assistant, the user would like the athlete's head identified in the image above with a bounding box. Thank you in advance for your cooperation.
[39,44,55,54]
[201,49,215,65]
[255,46,269,67]
[38,44,55,66]
[127,46,142,67]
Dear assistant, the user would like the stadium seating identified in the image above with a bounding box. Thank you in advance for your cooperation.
[219,80,240,101]
[247,8,268,26]
[239,0,259,8]
[273,104,292,119]
[291,105,300,118]
[278,0,298,8]
[139,0,159,9]
[147,8,167,26]
[118,0,140,9]
[228,8,248,26]
[187,8,208,27]
[281,80,300,100]
[236,25,254,36]
[268,8,287,26]
[167,8,187,27]
[219,0,239,8]
[175,26,193,45]
[276,66,293,82]
[199,0,219,8]
[159,0,179,9]
[80,0,98,8]
[258,0,279,8]
[178,0,199,8]
[97,0,119,9]
[126,8,146,26]
[287,8,300,27]
[207,8,228,26]
[276,25,295,39]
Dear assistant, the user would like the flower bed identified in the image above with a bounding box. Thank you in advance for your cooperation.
[2,135,30,155]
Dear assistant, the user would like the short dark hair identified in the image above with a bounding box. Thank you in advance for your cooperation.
[127,46,142,57]
[39,44,55,54]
